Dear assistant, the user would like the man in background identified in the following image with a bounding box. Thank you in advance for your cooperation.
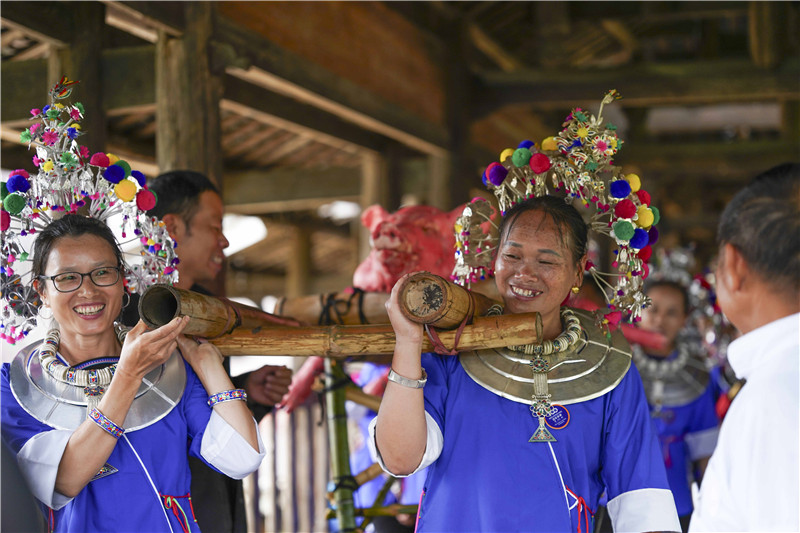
[149,170,292,533]
[689,163,799,531]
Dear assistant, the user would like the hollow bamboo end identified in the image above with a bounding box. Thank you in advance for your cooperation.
[138,284,180,329]
[399,272,448,324]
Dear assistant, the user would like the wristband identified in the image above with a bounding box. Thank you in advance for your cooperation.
[89,407,124,439]
[208,389,247,407]
[387,368,427,389]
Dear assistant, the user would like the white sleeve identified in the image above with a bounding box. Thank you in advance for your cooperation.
[200,410,265,479]
[685,426,719,461]
[367,411,443,477]
[607,488,681,533]
[17,429,75,510]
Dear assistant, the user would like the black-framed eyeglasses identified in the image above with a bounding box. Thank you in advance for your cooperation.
[40,266,122,293]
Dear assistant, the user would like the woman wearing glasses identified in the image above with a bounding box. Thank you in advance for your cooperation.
[1,215,265,533]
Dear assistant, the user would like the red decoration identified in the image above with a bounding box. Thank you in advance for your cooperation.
[636,190,651,206]
[529,153,552,174]
[614,199,636,219]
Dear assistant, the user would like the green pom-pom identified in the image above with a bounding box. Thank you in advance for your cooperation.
[1,182,8,200]
[511,148,532,167]
[3,193,27,215]
[575,111,587,122]
[650,206,660,225]
[586,160,599,171]
[20,252,29,261]
[606,123,617,131]
[20,131,32,143]
[46,108,60,119]
[613,220,635,241]
[61,152,78,167]
[114,160,131,177]
[75,102,84,114]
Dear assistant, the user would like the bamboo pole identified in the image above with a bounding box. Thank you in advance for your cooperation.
[207,313,540,356]
[325,359,357,532]
[275,291,389,325]
[398,272,500,328]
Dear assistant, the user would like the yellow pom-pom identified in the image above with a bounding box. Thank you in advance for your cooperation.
[114,180,137,202]
[499,148,514,162]
[541,137,558,151]
[106,153,120,165]
[73,124,81,130]
[53,103,65,109]
[577,127,589,139]
[42,160,54,172]
[146,238,155,246]
[625,173,641,192]
[636,205,654,228]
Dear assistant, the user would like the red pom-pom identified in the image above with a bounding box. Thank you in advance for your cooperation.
[642,262,650,279]
[614,199,636,219]
[529,153,551,174]
[136,189,156,211]
[638,245,652,261]
[605,311,622,327]
[90,152,110,167]
[636,190,651,206]
[10,169,29,180]
[0,210,10,232]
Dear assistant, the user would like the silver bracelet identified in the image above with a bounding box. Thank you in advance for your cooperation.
[387,368,427,389]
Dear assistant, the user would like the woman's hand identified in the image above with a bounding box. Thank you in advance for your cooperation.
[116,316,190,380]
[387,273,424,345]
[176,334,225,368]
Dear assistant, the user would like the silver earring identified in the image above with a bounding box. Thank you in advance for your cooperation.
[38,305,53,320]
[121,292,131,309]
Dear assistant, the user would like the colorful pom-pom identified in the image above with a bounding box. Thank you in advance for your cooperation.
[635,190,651,206]
[648,226,659,245]
[630,228,649,249]
[42,160,54,172]
[511,148,532,167]
[113,160,131,178]
[636,205,654,228]
[614,199,636,219]
[90,152,110,167]
[486,162,508,186]
[613,220,635,241]
[10,169,29,180]
[0,210,9,232]
[3,193,26,215]
[114,180,137,202]
[6,174,30,194]
[624,173,641,192]
[131,170,146,187]
[136,189,157,211]
[609,180,632,199]
[517,140,535,150]
[541,136,558,151]
[638,245,652,261]
[103,165,125,184]
[529,153,551,174]
[650,206,660,225]
[499,148,514,162]
[605,311,622,327]
[106,153,120,165]
[0,182,7,199]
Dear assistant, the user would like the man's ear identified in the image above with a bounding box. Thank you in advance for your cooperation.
[719,243,749,294]
[161,213,184,242]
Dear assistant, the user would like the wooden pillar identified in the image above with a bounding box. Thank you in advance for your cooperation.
[748,1,785,70]
[427,154,450,211]
[286,225,312,298]
[443,18,473,209]
[155,2,223,183]
[53,3,105,153]
[358,150,387,263]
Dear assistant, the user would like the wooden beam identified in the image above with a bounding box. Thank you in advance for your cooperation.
[0,2,72,46]
[473,59,800,117]
[102,1,185,37]
[223,167,362,215]
[222,76,386,154]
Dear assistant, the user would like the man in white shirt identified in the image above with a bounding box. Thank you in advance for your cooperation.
[690,163,800,532]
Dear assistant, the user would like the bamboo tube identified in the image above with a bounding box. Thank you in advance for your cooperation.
[138,284,302,337]
[207,313,540,356]
[325,359,357,531]
[274,291,389,325]
[353,462,385,488]
[399,272,501,328]
[325,504,419,520]
[344,386,382,413]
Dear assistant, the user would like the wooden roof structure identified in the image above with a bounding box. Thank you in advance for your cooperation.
[2,1,799,302]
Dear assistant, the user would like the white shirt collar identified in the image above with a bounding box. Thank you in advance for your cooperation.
[727,312,800,381]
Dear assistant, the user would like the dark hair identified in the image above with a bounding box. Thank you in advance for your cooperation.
[717,162,800,292]
[147,170,219,224]
[497,195,588,265]
[32,215,124,281]
[644,279,689,316]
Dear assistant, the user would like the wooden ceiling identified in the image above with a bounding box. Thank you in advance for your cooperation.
[2,1,798,299]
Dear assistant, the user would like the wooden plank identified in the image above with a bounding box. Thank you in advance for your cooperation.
[0,2,72,46]
[224,167,361,211]
[104,1,185,37]
[473,59,800,117]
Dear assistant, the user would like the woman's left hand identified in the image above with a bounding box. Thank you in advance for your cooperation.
[176,335,224,367]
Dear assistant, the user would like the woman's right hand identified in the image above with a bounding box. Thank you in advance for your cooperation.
[387,273,424,345]
[116,316,190,380]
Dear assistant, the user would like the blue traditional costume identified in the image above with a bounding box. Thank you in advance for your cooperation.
[1,344,265,533]
[370,309,681,532]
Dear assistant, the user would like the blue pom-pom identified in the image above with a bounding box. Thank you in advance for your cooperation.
[481,170,489,186]
[6,175,30,193]
[487,165,508,186]
[131,170,146,187]
[609,180,631,199]
[517,140,535,149]
[630,228,649,249]
[103,165,125,184]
